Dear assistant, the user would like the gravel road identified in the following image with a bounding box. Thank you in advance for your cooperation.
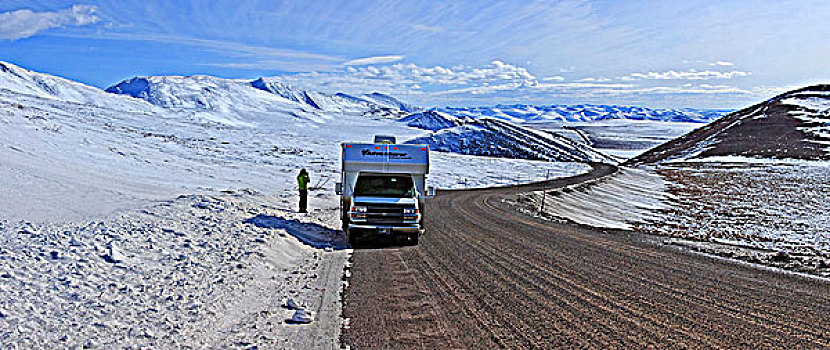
[342,164,830,349]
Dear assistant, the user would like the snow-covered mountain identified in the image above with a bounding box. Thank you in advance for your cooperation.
[630,85,830,164]
[249,77,414,116]
[106,75,334,126]
[436,104,731,124]
[360,92,420,113]
[249,77,324,109]
[397,110,470,131]
[106,75,413,125]
[407,118,617,163]
[105,72,616,163]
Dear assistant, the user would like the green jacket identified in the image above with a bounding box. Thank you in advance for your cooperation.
[297,173,310,190]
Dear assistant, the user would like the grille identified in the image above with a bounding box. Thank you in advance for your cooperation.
[356,203,415,225]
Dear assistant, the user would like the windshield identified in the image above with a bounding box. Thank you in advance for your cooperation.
[354,175,416,198]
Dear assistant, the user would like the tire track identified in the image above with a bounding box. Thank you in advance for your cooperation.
[342,164,830,349]
[481,196,830,345]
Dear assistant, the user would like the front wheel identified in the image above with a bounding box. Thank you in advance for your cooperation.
[343,216,356,245]
[347,229,357,245]
[407,232,419,245]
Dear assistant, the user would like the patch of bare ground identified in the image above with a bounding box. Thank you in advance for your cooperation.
[636,163,830,278]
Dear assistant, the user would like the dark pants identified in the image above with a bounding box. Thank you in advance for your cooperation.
[299,189,308,212]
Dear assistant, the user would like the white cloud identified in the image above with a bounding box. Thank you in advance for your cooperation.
[276,60,541,103]
[0,5,100,40]
[622,69,751,80]
[343,60,537,85]
[709,61,734,66]
[274,60,773,108]
[409,24,443,33]
[343,55,405,66]
[60,31,344,71]
[577,77,613,83]
[617,85,754,95]
[535,82,636,89]
[99,33,341,61]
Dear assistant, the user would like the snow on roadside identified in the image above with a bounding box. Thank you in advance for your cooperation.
[520,167,669,230]
[665,155,830,165]
[0,192,348,348]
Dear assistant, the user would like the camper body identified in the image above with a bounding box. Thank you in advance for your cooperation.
[336,136,433,244]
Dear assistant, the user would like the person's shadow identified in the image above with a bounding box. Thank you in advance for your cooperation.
[243,214,349,250]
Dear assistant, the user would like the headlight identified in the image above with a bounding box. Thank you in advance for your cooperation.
[403,207,418,214]
[351,206,367,213]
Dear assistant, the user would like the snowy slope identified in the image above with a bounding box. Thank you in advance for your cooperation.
[361,92,420,113]
[249,77,407,116]
[630,85,830,164]
[436,104,730,124]
[781,91,830,146]
[397,110,469,130]
[0,61,596,348]
[106,75,325,127]
[250,77,326,109]
[407,118,617,163]
[0,60,597,218]
[0,62,162,112]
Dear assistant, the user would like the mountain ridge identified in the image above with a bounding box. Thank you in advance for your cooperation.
[435,104,731,124]
[628,85,830,164]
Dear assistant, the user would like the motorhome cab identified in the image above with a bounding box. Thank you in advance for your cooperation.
[335,135,433,244]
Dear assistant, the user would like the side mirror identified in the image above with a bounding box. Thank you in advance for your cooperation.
[335,182,342,195]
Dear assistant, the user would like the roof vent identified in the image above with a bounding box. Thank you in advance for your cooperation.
[373,135,396,144]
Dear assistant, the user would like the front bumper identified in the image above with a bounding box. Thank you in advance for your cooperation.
[348,224,421,233]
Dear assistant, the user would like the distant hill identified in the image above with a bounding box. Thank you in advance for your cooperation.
[398,110,470,131]
[406,118,617,163]
[435,104,731,124]
[628,85,830,164]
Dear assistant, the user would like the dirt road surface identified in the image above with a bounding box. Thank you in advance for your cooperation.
[342,164,830,349]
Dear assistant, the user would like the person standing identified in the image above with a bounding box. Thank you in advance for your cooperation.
[297,169,310,213]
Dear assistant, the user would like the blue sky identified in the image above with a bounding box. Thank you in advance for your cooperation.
[1,0,829,108]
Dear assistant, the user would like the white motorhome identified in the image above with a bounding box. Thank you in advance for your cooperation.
[335,136,434,244]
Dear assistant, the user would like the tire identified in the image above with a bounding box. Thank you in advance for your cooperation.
[347,229,357,246]
[343,216,357,245]
[408,232,419,245]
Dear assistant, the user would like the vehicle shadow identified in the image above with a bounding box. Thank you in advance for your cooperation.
[243,214,349,250]
[348,233,416,250]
